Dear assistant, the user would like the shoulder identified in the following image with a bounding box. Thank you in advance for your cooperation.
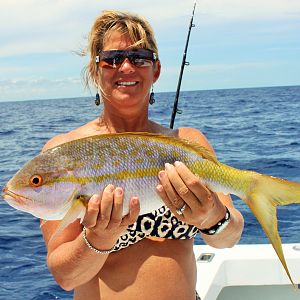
[42,133,73,152]
[177,127,215,154]
[42,128,90,152]
[42,119,101,152]
[149,121,214,153]
[149,122,216,155]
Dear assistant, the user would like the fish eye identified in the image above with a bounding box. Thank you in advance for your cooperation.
[29,175,43,187]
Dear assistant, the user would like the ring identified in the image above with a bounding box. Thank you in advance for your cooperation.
[176,204,186,215]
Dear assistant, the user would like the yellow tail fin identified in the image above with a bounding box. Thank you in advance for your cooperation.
[244,174,300,287]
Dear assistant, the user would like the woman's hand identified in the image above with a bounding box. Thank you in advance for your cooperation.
[156,161,226,229]
[82,184,140,250]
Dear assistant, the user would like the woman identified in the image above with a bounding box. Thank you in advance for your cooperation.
[41,10,244,300]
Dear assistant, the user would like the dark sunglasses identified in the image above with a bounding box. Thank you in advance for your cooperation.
[96,49,158,68]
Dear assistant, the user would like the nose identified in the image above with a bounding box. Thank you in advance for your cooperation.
[118,58,135,74]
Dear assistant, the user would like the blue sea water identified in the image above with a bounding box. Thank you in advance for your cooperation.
[0,85,299,299]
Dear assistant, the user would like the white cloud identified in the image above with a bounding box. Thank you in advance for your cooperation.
[0,0,298,99]
[0,77,86,101]
[189,62,270,72]
[161,61,271,78]
[0,0,299,56]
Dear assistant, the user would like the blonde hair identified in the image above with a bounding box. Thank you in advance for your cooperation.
[82,10,159,89]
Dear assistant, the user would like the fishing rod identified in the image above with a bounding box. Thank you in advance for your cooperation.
[169,0,197,129]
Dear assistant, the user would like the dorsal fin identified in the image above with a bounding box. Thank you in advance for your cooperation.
[46,131,218,164]
[118,132,219,164]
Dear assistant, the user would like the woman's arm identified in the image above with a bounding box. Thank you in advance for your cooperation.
[41,135,140,290]
[42,188,140,290]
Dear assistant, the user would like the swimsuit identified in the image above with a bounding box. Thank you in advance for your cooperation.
[112,205,200,252]
[110,205,201,299]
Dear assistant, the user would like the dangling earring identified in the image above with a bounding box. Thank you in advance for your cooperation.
[149,86,155,105]
[95,92,100,106]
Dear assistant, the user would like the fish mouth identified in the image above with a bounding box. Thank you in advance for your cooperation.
[2,186,32,205]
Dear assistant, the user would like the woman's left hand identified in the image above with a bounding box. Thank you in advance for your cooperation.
[156,161,227,229]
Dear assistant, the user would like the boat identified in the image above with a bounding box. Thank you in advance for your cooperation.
[194,243,300,300]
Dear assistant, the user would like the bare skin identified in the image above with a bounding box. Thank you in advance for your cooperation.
[41,30,244,299]
[42,121,243,300]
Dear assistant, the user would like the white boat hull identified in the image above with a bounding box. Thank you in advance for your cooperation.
[194,243,300,300]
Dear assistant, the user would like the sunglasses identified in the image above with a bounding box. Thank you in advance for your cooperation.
[96,49,158,68]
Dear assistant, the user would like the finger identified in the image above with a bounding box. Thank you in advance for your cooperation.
[82,194,101,228]
[106,187,124,229]
[156,184,189,218]
[121,196,140,226]
[165,163,199,207]
[156,184,173,209]
[174,161,212,205]
[158,169,184,209]
[98,184,114,228]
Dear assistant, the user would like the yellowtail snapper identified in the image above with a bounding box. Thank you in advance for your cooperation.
[2,132,300,286]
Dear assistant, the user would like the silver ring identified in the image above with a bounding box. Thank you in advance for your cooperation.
[176,204,186,215]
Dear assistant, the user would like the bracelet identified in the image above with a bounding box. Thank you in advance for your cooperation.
[199,206,231,235]
[82,227,115,254]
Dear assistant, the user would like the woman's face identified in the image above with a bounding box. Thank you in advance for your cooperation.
[97,30,160,112]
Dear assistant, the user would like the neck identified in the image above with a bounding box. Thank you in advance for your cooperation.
[100,110,150,133]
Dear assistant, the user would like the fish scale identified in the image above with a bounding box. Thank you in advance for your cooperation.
[2,132,300,286]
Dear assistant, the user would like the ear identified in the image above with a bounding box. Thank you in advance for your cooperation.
[153,60,161,83]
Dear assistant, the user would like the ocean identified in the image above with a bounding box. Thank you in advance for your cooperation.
[0,85,299,299]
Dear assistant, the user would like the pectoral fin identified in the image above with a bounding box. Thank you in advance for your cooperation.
[49,195,88,243]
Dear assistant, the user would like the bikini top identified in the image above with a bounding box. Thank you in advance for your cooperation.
[112,205,199,252]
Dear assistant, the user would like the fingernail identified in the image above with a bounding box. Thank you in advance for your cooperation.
[115,187,123,196]
[107,184,114,192]
[91,194,100,204]
[131,196,139,205]
[156,184,163,192]
[165,163,173,170]
[174,161,182,167]
[158,171,165,179]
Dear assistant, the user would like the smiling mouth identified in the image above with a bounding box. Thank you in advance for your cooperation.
[116,81,138,86]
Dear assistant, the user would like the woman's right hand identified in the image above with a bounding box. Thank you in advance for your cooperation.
[81,184,140,250]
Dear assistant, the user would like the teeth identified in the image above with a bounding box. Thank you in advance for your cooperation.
[117,81,137,86]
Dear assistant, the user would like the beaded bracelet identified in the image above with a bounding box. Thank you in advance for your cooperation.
[199,206,231,235]
[82,227,115,254]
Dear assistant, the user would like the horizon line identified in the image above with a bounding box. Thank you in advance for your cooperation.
[0,83,299,104]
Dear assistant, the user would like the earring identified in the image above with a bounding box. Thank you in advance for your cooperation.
[95,92,100,106]
[149,87,155,105]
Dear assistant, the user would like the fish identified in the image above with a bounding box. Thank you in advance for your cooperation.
[2,132,300,285]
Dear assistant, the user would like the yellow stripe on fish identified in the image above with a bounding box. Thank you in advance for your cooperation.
[2,132,300,286]
[46,167,163,185]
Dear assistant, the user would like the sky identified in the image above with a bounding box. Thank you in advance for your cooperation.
[0,0,299,102]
